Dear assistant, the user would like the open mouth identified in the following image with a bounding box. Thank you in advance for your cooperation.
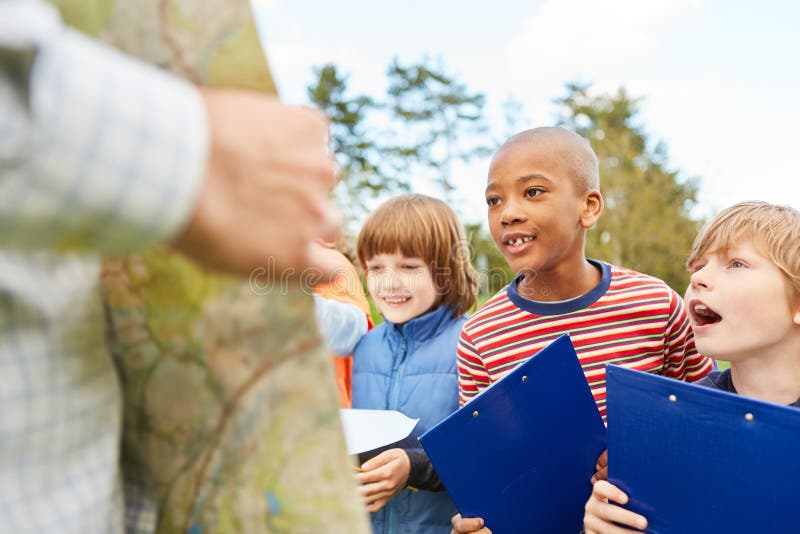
[691,302,722,326]
[503,235,536,247]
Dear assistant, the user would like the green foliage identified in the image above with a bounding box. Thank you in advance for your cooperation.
[556,83,702,292]
[384,58,492,193]
[307,57,491,221]
[307,65,400,220]
[310,64,707,298]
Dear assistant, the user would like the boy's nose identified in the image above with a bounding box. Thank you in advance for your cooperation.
[381,270,401,289]
[689,266,711,290]
[500,200,526,225]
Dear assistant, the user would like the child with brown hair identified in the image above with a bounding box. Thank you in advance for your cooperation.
[352,193,478,534]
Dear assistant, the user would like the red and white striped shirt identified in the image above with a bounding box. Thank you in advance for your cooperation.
[458,261,713,419]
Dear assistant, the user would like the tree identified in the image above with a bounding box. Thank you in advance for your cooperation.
[384,57,492,194]
[556,83,702,292]
[307,58,491,222]
[307,64,402,221]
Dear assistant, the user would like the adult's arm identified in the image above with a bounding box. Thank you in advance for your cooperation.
[0,0,339,277]
[0,0,206,254]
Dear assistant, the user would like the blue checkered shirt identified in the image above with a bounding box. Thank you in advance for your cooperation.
[0,1,207,532]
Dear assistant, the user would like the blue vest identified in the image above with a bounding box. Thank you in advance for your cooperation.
[352,305,465,534]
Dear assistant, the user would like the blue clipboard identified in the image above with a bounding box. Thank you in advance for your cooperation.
[419,334,606,534]
[606,365,800,534]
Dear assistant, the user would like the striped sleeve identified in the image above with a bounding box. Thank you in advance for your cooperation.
[457,327,490,406]
[662,287,713,381]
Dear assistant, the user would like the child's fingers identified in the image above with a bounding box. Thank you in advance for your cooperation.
[596,449,608,469]
[592,480,628,504]
[360,448,401,471]
[584,505,647,534]
[592,449,609,483]
[451,513,487,533]
[584,482,647,533]
[355,463,390,484]
[365,497,389,513]
[359,483,397,511]
[584,516,645,534]
[358,479,390,500]
[591,465,609,483]
[361,488,394,503]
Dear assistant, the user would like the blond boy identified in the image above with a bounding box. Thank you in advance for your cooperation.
[584,201,800,533]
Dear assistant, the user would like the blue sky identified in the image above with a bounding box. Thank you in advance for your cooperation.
[252,0,799,226]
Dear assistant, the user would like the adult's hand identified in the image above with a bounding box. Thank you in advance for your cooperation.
[173,88,341,278]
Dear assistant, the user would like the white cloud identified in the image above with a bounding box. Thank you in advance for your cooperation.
[613,75,798,215]
[501,0,703,121]
[250,3,379,104]
[493,0,800,214]
[247,0,798,222]
[261,42,364,103]
[249,0,280,12]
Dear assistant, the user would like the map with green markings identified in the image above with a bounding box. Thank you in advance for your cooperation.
[51,1,369,532]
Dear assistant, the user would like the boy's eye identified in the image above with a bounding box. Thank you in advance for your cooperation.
[486,196,501,207]
[366,265,383,272]
[688,261,705,273]
[729,260,746,269]
[524,187,544,198]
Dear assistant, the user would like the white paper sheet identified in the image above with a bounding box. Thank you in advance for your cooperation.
[339,409,420,455]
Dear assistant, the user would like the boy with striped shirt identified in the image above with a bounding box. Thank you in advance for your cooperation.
[451,127,712,534]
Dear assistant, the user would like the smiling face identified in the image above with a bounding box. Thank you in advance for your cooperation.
[685,240,800,362]
[485,130,602,277]
[365,252,438,325]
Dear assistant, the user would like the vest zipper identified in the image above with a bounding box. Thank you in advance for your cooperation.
[387,329,409,534]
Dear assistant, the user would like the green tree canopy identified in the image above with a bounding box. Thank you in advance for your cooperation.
[307,57,490,223]
[556,83,702,292]
[308,65,705,296]
[307,64,399,221]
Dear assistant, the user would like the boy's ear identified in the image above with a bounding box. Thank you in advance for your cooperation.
[579,190,603,229]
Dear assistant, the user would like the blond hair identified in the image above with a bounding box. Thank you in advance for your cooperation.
[687,201,800,300]
[356,194,478,316]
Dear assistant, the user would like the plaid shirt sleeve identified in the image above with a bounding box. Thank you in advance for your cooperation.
[1,2,207,533]
[0,0,207,254]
